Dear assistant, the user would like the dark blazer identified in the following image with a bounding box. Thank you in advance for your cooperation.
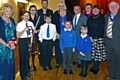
[0,16,16,43]
[104,13,120,51]
[37,8,53,28]
[52,10,73,34]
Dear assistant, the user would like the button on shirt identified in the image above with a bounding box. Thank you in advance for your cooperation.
[16,20,35,38]
[38,23,57,42]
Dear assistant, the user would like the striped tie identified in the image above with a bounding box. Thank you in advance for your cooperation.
[107,20,113,38]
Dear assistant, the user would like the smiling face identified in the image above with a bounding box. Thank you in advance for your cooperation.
[30,7,37,15]
[3,7,12,18]
[65,21,71,29]
[22,12,30,22]
[92,8,100,15]
[109,1,119,14]
[74,6,81,15]
[42,0,48,9]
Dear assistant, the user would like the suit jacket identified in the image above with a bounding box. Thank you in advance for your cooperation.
[104,12,120,51]
[0,16,16,43]
[73,14,88,37]
[53,11,73,34]
[37,8,53,28]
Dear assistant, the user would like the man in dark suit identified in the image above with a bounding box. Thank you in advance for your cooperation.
[37,0,53,66]
[104,1,120,80]
[73,5,88,67]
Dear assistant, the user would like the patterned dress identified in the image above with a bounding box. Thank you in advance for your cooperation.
[0,17,16,80]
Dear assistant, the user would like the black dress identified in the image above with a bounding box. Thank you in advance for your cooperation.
[87,14,106,61]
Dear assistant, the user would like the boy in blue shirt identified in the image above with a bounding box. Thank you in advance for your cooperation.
[60,20,76,75]
[77,25,92,77]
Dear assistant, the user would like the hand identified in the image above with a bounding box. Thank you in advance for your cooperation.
[72,48,75,52]
[25,27,30,31]
[80,52,85,56]
[5,44,10,48]
[56,34,60,39]
[33,30,38,33]
[90,37,94,43]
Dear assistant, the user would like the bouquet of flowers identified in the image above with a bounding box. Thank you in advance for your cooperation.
[8,37,17,49]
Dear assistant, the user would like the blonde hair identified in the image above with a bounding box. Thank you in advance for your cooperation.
[57,1,67,11]
[1,3,13,15]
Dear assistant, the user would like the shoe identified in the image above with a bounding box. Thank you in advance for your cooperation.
[33,66,37,71]
[43,67,47,71]
[82,72,87,77]
[90,67,94,72]
[26,73,32,78]
[77,64,81,68]
[93,69,99,74]
[69,70,73,75]
[103,76,115,80]
[79,72,84,76]
[22,77,27,80]
[48,66,53,70]
[55,64,60,68]
[73,62,78,65]
[63,69,67,75]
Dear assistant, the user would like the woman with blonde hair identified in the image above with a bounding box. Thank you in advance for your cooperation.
[0,3,16,80]
[53,1,73,68]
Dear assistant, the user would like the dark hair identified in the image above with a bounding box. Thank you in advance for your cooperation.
[93,5,100,10]
[44,14,51,19]
[80,25,88,30]
[41,0,48,3]
[86,3,92,7]
[29,5,37,11]
[22,11,30,16]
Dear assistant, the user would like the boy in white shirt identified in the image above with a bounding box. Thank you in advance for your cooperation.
[38,14,57,71]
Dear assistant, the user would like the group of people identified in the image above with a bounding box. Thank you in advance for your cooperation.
[0,0,120,80]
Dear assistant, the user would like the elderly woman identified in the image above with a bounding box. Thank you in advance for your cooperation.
[87,5,106,74]
[53,1,73,68]
[0,4,16,80]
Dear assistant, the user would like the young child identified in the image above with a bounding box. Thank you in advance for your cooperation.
[77,25,92,77]
[38,14,57,71]
[16,11,35,80]
[60,20,76,75]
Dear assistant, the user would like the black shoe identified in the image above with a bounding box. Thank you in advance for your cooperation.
[22,77,27,80]
[79,72,84,76]
[90,67,94,72]
[49,66,53,70]
[26,73,32,78]
[69,70,73,75]
[73,62,78,65]
[33,66,37,71]
[43,67,47,71]
[55,64,60,68]
[82,72,87,77]
[77,64,81,68]
[93,69,99,74]
[63,69,67,75]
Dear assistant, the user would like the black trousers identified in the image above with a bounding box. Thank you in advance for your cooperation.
[55,39,63,65]
[41,39,53,68]
[105,37,120,80]
[18,38,30,78]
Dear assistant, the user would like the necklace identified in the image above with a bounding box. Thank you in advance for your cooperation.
[93,14,100,18]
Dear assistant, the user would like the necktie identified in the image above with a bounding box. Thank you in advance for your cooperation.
[47,24,50,38]
[74,15,77,28]
[107,19,113,38]
[26,22,30,36]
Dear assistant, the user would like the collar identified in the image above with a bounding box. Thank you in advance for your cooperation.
[110,12,118,17]
[81,34,87,38]
[22,20,29,23]
[76,13,81,17]
[64,28,72,31]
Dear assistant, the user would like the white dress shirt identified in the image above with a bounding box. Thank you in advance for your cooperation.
[38,23,57,42]
[16,20,35,38]
[73,13,81,26]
